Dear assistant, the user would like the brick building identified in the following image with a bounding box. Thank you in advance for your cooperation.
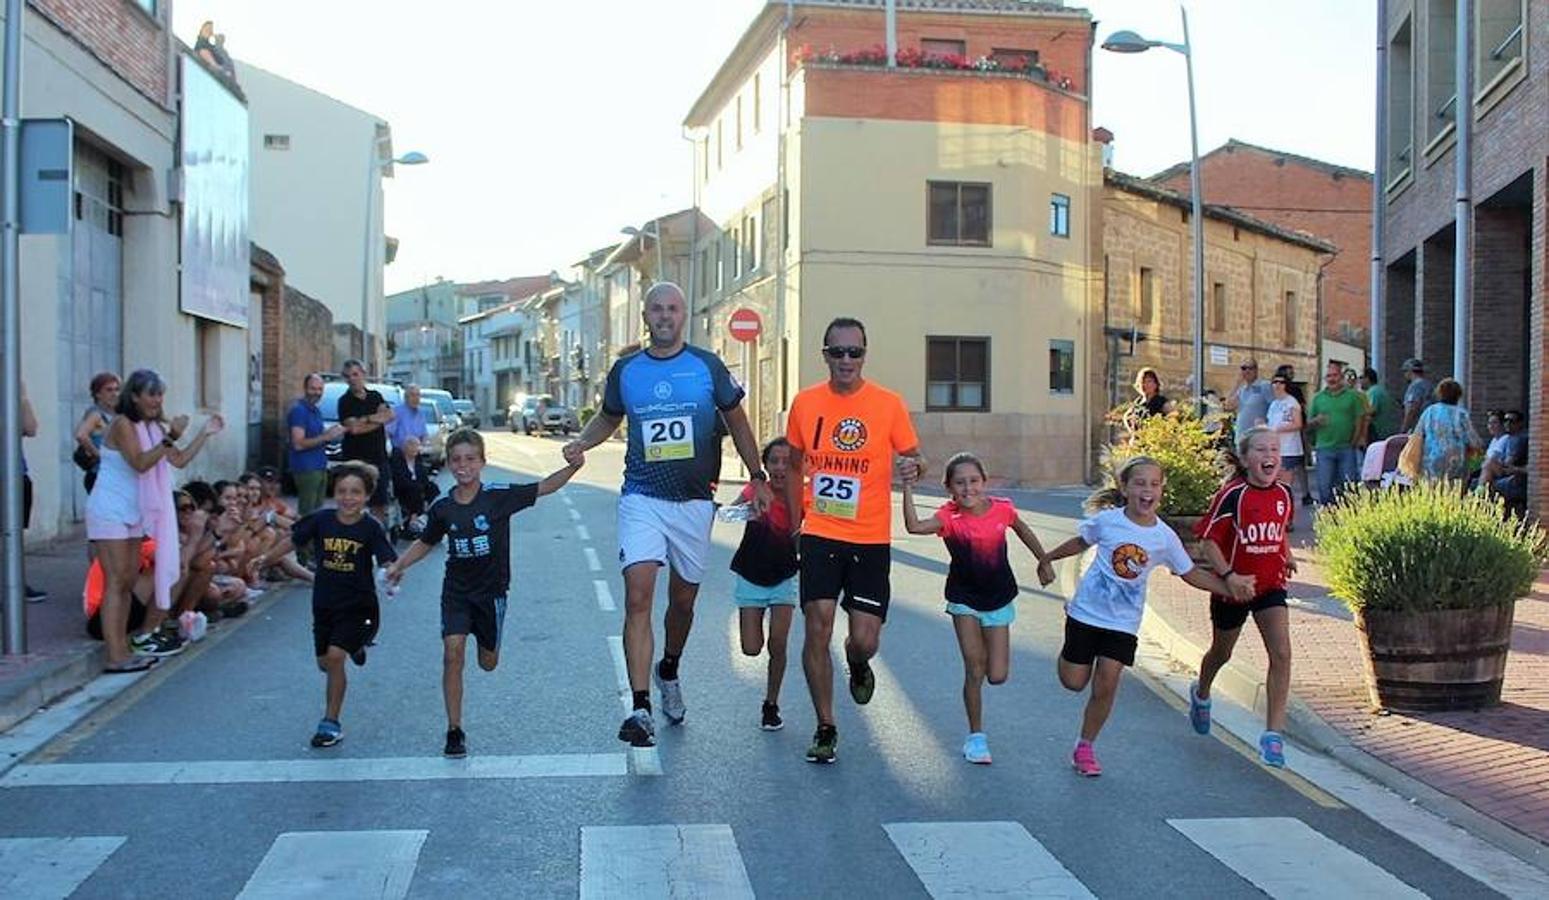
[1097,171,1333,451]
[1153,140,1373,345]
[1378,0,1544,514]
[253,246,337,472]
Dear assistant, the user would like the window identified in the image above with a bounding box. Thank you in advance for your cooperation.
[1049,193,1070,237]
[1049,340,1075,394]
[753,73,763,133]
[1138,267,1156,323]
[1387,18,1413,180]
[1283,290,1298,345]
[927,181,991,246]
[736,95,744,151]
[743,215,756,272]
[1425,0,1457,145]
[922,38,967,58]
[1211,282,1227,332]
[990,47,1039,70]
[1476,0,1525,90]
[134,0,157,15]
[713,240,723,291]
[263,134,291,151]
[927,337,989,411]
[701,138,709,181]
[761,197,778,270]
[730,227,741,279]
[716,120,724,169]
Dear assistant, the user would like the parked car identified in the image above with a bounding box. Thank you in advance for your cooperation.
[509,395,550,435]
[542,403,580,434]
[420,401,449,468]
[452,398,480,429]
[420,388,462,432]
[320,380,405,461]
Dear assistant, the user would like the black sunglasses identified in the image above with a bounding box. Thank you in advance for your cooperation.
[1240,364,1257,371]
[176,504,195,513]
[823,346,866,360]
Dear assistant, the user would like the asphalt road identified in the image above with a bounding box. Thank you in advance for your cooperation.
[0,432,1505,898]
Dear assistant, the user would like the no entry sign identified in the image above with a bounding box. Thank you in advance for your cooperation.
[728,308,762,343]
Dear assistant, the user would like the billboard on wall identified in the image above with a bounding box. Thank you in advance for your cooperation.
[179,56,251,326]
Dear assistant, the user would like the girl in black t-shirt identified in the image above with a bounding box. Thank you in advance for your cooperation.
[725,438,800,731]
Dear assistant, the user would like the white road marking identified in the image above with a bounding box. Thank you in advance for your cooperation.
[593,579,616,612]
[580,825,754,900]
[0,836,126,900]
[576,524,592,542]
[237,830,427,900]
[1169,817,1426,899]
[584,547,602,572]
[562,494,574,507]
[0,673,148,776]
[606,636,663,777]
[0,754,627,787]
[884,821,1094,899]
[568,507,581,521]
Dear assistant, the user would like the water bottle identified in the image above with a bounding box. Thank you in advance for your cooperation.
[376,567,399,599]
[717,504,757,523]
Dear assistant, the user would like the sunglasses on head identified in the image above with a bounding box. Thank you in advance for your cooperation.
[823,346,866,360]
[1272,378,1288,385]
[1240,364,1257,371]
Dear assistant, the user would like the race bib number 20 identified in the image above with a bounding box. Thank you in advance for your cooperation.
[813,473,861,519]
[643,416,693,462]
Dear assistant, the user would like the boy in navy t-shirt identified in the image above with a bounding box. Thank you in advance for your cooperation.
[387,429,582,758]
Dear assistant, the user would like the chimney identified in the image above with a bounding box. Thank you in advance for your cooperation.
[1091,127,1115,169]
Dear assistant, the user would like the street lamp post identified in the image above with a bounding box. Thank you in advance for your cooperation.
[1103,9,1206,403]
[361,148,428,372]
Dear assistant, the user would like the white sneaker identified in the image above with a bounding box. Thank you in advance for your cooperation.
[963,732,992,765]
[617,709,656,747]
[654,665,686,725]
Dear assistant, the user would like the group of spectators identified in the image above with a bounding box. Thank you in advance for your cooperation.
[1129,354,1530,513]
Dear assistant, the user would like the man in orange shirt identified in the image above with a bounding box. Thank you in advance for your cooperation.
[785,317,925,764]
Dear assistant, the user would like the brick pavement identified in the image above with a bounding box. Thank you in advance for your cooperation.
[1146,523,1549,846]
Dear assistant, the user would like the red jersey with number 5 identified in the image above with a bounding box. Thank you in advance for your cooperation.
[1194,479,1293,595]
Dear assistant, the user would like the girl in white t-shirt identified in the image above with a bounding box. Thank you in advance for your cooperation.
[1043,456,1254,777]
[1266,376,1306,503]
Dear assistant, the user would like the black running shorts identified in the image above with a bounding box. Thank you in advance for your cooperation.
[441,594,507,653]
[1209,588,1289,632]
[313,601,380,658]
[799,534,891,621]
[1060,615,1138,667]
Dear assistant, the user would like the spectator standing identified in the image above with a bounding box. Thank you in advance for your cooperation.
[1361,367,1400,443]
[1414,378,1483,481]
[20,382,44,602]
[1266,375,1305,490]
[73,372,121,494]
[287,374,344,518]
[1223,359,1273,443]
[1275,364,1314,507]
[336,360,395,523]
[1306,362,1370,505]
[1131,368,1173,420]
[1400,358,1434,433]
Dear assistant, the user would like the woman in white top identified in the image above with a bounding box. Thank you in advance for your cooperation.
[88,369,223,673]
[1266,375,1305,490]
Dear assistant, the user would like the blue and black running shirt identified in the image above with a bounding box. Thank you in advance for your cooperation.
[602,346,745,501]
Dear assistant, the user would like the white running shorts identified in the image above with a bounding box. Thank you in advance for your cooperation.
[617,493,715,584]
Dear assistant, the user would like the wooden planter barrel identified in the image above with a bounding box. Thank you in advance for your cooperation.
[1353,603,1515,712]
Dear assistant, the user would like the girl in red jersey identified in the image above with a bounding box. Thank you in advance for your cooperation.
[726,439,801,731]
[1189,426,1297,767]
[901,453,1054,765]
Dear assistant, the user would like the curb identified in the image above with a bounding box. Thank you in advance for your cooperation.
[0,644,105,734]
[1138,601,1549,875]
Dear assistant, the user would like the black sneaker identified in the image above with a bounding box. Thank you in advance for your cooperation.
[760,701,783,731]
[848,662,876,705]
[310,718,343,748]
[618,709,657,747]
[350,646,367,667]
[24,585,46,603]
[444,727,467,758]
[806,724,838,764]
[130,630,185,658]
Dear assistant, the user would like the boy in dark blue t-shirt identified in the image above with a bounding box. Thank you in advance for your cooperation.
[387,430,582,758]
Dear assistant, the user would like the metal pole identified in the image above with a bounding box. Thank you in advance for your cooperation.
[1452,0,1472,390]
[1181,6,1205,404]
[885,0,897,67]
[359,140,378,370]
[653,216,664,286]
[1371,0,1388,377]
[2,0,25,654]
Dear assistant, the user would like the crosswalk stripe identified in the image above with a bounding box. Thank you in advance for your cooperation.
[605,636,663,776]
[0,753,626,787]
[0,836,126,900]
[579,824,754,900]
[885,821,1095,898]
[237,829,427,899]
[1169,817,1427,898]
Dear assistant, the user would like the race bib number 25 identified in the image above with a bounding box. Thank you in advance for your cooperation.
[812,473,861,519]
[643,416,693,462]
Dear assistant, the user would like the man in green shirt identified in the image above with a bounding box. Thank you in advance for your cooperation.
[1361,366,1400,442]
[1307,361,1370,505]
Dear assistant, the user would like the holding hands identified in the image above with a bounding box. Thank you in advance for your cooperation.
[561,441,585,468]
[1225,572,1257,602]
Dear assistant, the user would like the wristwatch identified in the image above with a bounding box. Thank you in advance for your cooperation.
[749,470,768,483]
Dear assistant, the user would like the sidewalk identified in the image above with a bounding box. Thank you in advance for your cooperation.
[0,533,102,733]
[1142,508,1549,850]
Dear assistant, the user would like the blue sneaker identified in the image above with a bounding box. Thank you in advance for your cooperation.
[310,718,342,748]
[1188,680,1211,735]
[1260,730,1286,768]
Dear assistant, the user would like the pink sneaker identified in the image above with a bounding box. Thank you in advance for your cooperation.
[1071,741,1102,777]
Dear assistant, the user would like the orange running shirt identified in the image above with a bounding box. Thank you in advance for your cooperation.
[786,380,919,545]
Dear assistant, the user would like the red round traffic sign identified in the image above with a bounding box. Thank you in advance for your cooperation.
[728,308,762,343]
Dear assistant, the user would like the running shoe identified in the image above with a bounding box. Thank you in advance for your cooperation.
[130,630,185,657]
[805,724,838,764]
[444,726,467,758]
[760,701,783,732]
[1188,680,1212,735]
[310,718,342,748]
[618,709,657,748]
[350,646,367,667]
[963,732,992,765]
[1259,730,1286,768]
[848,662,875,705]
[24,585,46,603]
[654,665,686,725]
[1071,741,1102,777]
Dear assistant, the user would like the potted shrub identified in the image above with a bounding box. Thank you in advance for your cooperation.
[1316,482,1548,712]
[1098,403,1226,557]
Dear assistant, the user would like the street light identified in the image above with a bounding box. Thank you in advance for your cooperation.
[360,149,429,372]
[1102,10,1206,404]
